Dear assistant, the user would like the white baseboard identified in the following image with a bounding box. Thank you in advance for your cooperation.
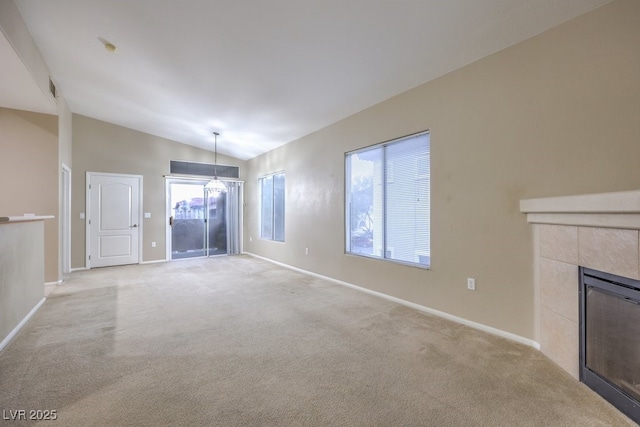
[141,259,167,265]
[244,252,540,350]
[70,267,88,272]
[0,298,46,353]
[44,280,62,286]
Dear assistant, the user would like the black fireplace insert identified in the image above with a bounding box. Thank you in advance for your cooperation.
[579,267,640,424]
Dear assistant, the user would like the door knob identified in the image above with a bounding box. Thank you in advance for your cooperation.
[130,224,138,228]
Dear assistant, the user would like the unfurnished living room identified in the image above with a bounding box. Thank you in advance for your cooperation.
[1,0,640,425]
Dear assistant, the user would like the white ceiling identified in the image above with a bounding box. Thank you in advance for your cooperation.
[11,0,611,160]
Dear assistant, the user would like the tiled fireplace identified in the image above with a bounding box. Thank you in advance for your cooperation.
[521,190,640,379]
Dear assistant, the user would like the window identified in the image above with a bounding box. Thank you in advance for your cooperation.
[260,172,285,241]
[346,131,430,267]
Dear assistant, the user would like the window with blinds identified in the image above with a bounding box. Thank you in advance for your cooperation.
[345,131,430,267]
[260,172,285,242]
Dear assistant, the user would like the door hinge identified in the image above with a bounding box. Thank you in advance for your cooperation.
[88,219,91,225]
[88,255,91,260]
[89,184,92,190]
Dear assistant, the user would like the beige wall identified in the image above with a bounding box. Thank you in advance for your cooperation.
[71,115,246,268]
[244,0,640,340]
[0,108,59,282]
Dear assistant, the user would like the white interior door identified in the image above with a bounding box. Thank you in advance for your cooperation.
[88,173,142,268]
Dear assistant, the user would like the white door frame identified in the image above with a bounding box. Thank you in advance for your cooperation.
[86,172,143,269]
[61,163,72,274]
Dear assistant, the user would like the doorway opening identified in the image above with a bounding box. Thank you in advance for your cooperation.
[166,178,242,260]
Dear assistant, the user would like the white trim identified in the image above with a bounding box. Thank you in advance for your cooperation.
[165,177,172,261]
[0,298,46,353]
[61,164,71,275]
[141,259,167,265]
[238,182,244,254]
[85,173,90,268]
[70,267,88,272]
[45,280,62,286]
[244,252,540,350]
[139,178,144,265]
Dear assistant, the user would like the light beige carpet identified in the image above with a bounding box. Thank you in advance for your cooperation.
[0,255,635,426]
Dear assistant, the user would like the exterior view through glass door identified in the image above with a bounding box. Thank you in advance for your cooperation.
[169,180,228,259]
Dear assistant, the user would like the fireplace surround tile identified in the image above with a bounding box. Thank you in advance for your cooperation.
[540,306,579,379]
[578,227,639,280]
[539,225,578,264]
[540,258,579,323]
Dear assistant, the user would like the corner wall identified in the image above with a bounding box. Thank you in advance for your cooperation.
[244,0,640,340]
[0,108,59,282]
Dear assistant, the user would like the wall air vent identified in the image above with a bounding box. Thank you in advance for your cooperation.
[49,77,57,99]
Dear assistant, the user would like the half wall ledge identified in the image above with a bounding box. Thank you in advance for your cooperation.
[0,215,55,222]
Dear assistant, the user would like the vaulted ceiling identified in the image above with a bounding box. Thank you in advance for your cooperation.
[6,0,612,160]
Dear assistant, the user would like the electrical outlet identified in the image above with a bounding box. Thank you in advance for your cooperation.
[249,237,252,242]
[151,242,156,248]
[467,278,476,291]
[305,248,309,255]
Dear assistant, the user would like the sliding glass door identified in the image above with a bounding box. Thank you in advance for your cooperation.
[167,179,243,260]
[169,181,208,259]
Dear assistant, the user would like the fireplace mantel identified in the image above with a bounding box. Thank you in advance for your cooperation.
[521,190,640,230]
[520,190,640,381]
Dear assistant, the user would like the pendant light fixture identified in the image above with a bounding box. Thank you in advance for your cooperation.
[205,131,227,197]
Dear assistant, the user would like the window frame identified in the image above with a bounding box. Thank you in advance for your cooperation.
[345,130,430,269]
[259,171,285,242]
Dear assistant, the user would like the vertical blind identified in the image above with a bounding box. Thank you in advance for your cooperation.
[226,181,243,254]
[346,131,430,267]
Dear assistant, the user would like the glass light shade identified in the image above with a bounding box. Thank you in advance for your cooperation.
[205,179,227,197]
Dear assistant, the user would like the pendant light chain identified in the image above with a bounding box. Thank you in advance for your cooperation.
[205,131,227,197]
[214,131,219,178]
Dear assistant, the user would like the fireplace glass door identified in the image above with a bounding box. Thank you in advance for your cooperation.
[580,268,640,423]
[585,286,640,401]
